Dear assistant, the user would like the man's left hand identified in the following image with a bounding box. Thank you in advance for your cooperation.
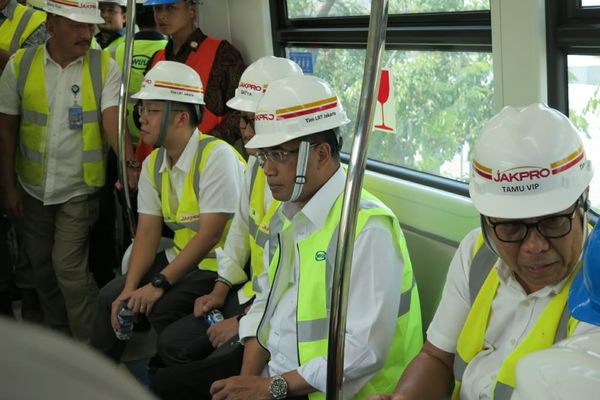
[127,283,164,315]
[210,375,271,400]
[207,316,238,348]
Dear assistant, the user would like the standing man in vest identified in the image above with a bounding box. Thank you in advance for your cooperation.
[135,0,244,161]
[90,61,245,362]
[150,56,303,400]
[369,104,600,400]
[0,0,138,341]
[0,0,46,70]
[96,0,127,50]
[210,75,423,400]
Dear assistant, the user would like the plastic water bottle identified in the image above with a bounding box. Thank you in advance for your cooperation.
[206,309,224,326]
[115,303,135,341]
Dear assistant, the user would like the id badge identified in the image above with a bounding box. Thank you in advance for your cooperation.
[69,105,83,130]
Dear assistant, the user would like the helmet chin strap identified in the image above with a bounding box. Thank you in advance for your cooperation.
[480,215,501,258]
[156,100,172,148]
[289,140,311,203]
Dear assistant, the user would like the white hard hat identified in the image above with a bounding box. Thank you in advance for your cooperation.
[515,333,600,400]
[131,60,205,105]
[469,103,593,219]
[246,75,350,149]
[226,56,303,113]
[45,0,105,24]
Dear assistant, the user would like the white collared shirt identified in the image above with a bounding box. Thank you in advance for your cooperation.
[239,167,404,399]
[215,156,275,305]
[0,44,121,205]
[427,228,600,400]
[137,130,245,263]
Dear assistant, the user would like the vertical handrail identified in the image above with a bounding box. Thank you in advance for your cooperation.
[117,0,138,239]
[325,0,389,399]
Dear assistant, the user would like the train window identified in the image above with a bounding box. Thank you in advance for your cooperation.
[581,0,600,7]
[567,55,600,211]
[285,46,493,182]
[285,0,490,19]
[273,2,492,191]
[549,0,600,212]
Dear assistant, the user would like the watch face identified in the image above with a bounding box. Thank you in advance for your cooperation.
[152,274,165,288]
[269,376,287,399]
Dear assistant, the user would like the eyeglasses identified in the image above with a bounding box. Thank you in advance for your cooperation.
[137,105,185,116]
[255,143,318,167]
[487,207,578,243]
[240,115,255,131]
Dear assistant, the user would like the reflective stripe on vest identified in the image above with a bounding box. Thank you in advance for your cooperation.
[451,234,580,400]
[0,3,46,54]
[151,36,224,134]
[260,190,423,399]
[147,134,245,271]
[244,159,281,299]
[111,38,167,141]
[14,46,107,187]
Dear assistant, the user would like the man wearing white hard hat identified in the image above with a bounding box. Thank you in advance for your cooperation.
[369,103,600,400]
[90,61,245,363]
[0,0,46,70]
[0,0,137,342]
[150,56,303,400]
[210,75,422,400]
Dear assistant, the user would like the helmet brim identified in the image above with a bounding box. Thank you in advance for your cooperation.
[46,10,105,24]
[143,0,181,5]
[226,96,257,113]
[245,131,296,149]
[469,186,583,219]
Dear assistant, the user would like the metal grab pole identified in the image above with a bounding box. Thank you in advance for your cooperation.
[325,1,389,399]
[117,0,138,239]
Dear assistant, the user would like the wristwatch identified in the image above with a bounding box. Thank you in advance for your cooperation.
[151,273,171,292]
[268,375,288,399]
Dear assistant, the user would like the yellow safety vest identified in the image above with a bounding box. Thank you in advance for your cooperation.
[261,190,423,399]
[13,45,109,187]
[243,160,281,300]
[452,234,580,400]
[110,37,167,141]
[0,3,45,53]
[147,133,246,271]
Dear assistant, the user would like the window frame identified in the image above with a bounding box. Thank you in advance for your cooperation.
[269,1,492,195]
[547,0,600,217]
[546,0,600,114]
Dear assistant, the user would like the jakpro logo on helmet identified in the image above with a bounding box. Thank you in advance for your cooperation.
[239,82,264,93]
[473,146,586,194]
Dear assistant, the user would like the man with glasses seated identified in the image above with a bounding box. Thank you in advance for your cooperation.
[369,103,600,400]
[208,75,423,400]
[90,61,245,362]
[149,57,303,399]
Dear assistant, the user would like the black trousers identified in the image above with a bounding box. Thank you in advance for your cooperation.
[151,340,244,400]
[156,287,243,365]
[90,251,217,362]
